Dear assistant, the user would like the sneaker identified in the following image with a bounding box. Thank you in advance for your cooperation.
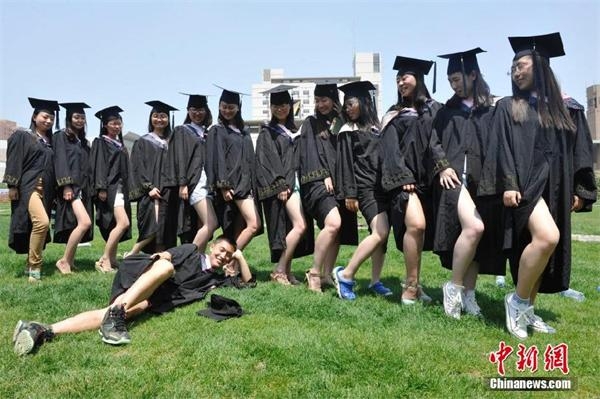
[504,293,530,340]
[332,266,356,300]
[13,320,54,356]
[442,282,464,319]
[462,290,482,317]
[99,304,131,345]
[496,276,506,288]
[369,281,393,297]
[526,313,556,334]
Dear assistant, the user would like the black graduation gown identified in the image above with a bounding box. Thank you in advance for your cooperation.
[52,129,94,243]
[171,124,208,243]
[255,124,314,263]
[478,96,597,293]
[205,124,263,237]
[90,135,132,242]
[129,133,178,253]
[109,244,252,314]
[380,101,449,251]
[336,123,388,227]
[298,116,358,245]
[431,97,505,274]
[3,129,54,253]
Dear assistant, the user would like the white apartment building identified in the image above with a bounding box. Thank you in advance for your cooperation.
[251,52,383,121]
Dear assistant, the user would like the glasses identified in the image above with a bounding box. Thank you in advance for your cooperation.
[511,63,530,73]
[188,108,206,114]
[107,121,122,127]
[271,104,290,110]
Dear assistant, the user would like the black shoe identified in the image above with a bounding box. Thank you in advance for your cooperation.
[13,320,54,356]
[99,304,131,345]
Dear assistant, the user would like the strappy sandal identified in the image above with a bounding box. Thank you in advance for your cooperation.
[55,259,73,275]
[95,257,116,274]
[28,268,41,283]
[270,271,291,286]
[305,270,322,293]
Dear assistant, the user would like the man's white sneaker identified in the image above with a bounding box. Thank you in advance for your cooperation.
[527,313,556,334]
[504,293,530,340]
[462,290,482,317]
[442,282,463,319]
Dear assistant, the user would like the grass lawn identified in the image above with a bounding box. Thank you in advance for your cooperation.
[0,203,598,398]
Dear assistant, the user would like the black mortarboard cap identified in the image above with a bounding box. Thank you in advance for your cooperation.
[197,294,244,322]
[180,92,209,108]
[60,102,90,114]
[94,105,123,121]
[393,56,437,93]
[214,85,247,105]
[508,32,565,60]
[314,83,339,101]
[262,84,296,105]
[28,97,59,113]
[438,48,486,75]
[338,80,376,99]
[145,100,178,113]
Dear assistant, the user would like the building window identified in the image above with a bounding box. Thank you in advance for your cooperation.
[262,100,268,105]
[373,53,380,73]
[303,99,309,104]
[262,110,268,114]
[303,90,310,95]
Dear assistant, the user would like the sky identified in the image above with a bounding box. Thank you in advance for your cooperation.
[1,0,599,134]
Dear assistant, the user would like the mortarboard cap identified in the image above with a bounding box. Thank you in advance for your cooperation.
[262,84,296,105]
[60,102,90,114]
[438,48,485,75]
[197,294,244,322]
[145,100,178,113]
[28,97,59,113]
[338,80,376,99]
[508,32,565,60]
[180,92,209,108]
[314,83,339,100]
[393,56,437,93]
[95,105,123,121]
[214,85,247,105]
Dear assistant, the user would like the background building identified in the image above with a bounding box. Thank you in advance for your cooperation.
[586,84,600,171]
[251,52,383,122]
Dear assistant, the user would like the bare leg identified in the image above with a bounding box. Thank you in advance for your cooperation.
[341,212,389,280]
[451,187,484,286]
[370,244,386,285]
[309,207,341,276]
[129,199,160,255]
[516,199,559,300]
[192,198,218,253]
[273,193,306,274]
[58,198,92,272]
[102,206,130,266]
[463,262,479,291]
[234,197,260,250]
[403,193,425,284]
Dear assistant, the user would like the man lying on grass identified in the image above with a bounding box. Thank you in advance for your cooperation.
[13,235,253,356]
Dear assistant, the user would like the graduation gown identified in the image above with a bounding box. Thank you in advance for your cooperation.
[129,133,178,253]
[171,124,208,243]
[431,97,505,274]
[3,129,54,253]
[380,100,449,251]
[336,122,388,227]
[109,244,253,315]
[478,96,597,293]
[90,135,132,242]
[255,124,314,262]
[298,115,358,245]
[52,129,94,243]
[206,124,262,237]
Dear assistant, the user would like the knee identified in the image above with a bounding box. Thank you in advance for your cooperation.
[32,214,49,232]
[119,219,131,231]
[80,218,92,231]
[153,259,175,279]
[533,227,560,253]
[295,219,306,235]
[406,219,425,236]
[464,220,485,241]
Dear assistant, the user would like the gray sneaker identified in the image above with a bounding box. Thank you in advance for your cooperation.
[13,320,54,356]
[442,282,463,319]
[504,293,531,340]
[99,304,131,345]
[462,290,482,317]
[526,313,556,334]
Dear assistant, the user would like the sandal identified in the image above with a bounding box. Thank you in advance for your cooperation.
[28,268,41,283]
[55,259,73,275]
[305,270,322,293]
[401,281,432,305]
[287,274,301,286]
[95,257,116,274]
[320,274,335,288]
[270,271,291,286]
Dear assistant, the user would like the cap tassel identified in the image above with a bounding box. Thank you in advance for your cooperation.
[55,110,60,131]
[432,61,437,93]
[460,55,467,99]
[171,113,175,131]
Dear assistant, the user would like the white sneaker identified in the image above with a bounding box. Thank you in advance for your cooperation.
[496,276,506,288]
[504,293,530,340]
[526,313,556,334]
[462,290,482,317]
[442,282,464,319]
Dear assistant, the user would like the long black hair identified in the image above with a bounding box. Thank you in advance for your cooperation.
[269,101,297,132]
[65,111,89,149]
[313,96,342,139]
[511,54,575,132]
[341,95,380,130]
[218,102,245,131]
[447,70,492,109]
[29,109,54,142]
[391,73,432,113]
[147,111,173,138]
[183,105,213,127]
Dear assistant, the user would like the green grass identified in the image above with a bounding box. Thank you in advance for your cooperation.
[0,202,599,398]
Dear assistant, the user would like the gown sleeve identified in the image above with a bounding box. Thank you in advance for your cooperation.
[255,128,288,200]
